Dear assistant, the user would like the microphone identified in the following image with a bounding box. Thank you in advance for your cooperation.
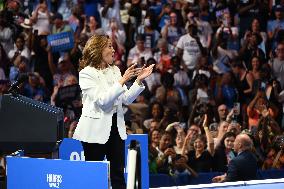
[8,73,29,93]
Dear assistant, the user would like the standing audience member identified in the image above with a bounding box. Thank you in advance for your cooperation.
[8,35,31,62]
[177,22,205,78]
[30,0,50,35]
[0,11,14,55]
[81,15,101,37]
[270,42,284,89]
[127,34,153,67]
[51,13,72,34]
[213,132,237,172]
[161,11,183,46]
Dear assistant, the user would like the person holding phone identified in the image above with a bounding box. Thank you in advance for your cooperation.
[126,34,153,67]
[215,12,239,50]
[30,0,50,35]
[73,35,154,189]
[177,22,206,78]
[247,90,278,130]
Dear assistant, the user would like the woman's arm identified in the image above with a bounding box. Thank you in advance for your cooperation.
[203,115,214,156]
[161,24,169,39]
[80,72,126,112]
[30,8,39,24]
[244,72,254,94]
[122,64,154,105]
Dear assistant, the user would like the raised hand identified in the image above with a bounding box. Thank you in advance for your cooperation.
[202,114,208,128]
[119,63,142,85]
[136,64,155,83]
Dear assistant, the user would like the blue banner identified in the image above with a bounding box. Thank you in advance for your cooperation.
[7,156,109,189]
[47,32,74,52]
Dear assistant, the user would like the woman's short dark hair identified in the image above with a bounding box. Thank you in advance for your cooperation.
[147,101,164,119]
[194,134,207,145]
[136,34,145,42]
[251,32,263,45]
[219,132,236,148]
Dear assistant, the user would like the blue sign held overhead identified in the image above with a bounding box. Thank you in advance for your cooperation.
[47,32,74,52]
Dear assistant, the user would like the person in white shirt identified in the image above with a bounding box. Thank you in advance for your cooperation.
[8,35,31,62]
[105,18,126,46]
[0,11,14,55]
[215,12,239,50]
[127,34,153,67]
[30,0,50,35]
[73,35,154,189]
[177,22,205,78]
[100,0,121,30]
[270,42,284,89]
[185,10,213,48]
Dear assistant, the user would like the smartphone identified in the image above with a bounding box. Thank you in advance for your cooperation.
[209,123,218,132]
[233,102,240,116]
[260,82,266,91]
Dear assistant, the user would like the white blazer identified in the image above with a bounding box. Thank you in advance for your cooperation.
[73,66,145,144]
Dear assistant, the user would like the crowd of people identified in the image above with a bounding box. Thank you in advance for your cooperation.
[1,0,284,183]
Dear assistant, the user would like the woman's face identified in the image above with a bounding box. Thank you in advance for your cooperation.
[152,104,161,118]
[159,134,172,151]
[224,136,235,149]
[251,19,260,32]
[101,39,115,67]
[251,57,260,69]
[175,132,185,146]
[136,40,145,51]
[151,130,160,144]
[39,2,48,11]
[16,38,24,51]
[194,138,205,152]
[170,12,177,25]
[256,98,267,111]
[64,76,77,86]
[150,121,159,132]
[219,122,229,133]
[89,16,97,26]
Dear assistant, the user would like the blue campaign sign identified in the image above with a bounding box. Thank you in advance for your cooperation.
[7,156,109,189]
[59,135,149,189]
[47,32,74,52]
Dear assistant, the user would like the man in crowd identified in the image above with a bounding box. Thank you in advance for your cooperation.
[212,134,257,182]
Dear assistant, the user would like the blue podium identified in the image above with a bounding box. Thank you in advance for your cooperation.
[6,156,109,189]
